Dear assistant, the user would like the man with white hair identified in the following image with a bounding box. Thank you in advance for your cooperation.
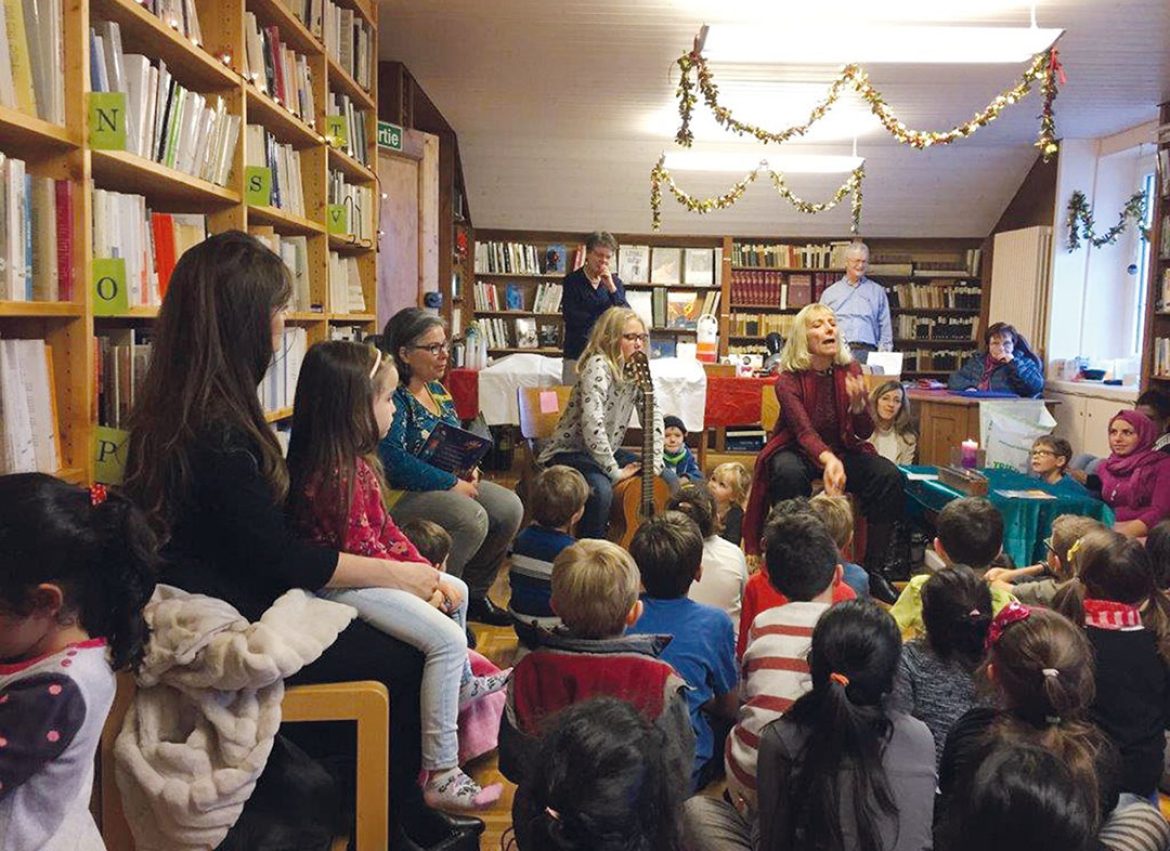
[818,242,892,362]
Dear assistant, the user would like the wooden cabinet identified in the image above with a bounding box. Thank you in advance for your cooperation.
[911,392,980,466]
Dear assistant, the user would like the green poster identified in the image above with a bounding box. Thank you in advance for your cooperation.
[88,92,127,151]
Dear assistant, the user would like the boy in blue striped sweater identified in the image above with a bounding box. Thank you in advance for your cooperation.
[509,465,589,647]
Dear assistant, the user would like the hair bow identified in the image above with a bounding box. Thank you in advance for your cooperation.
[90,483,108,507]
[985,600,1031,651]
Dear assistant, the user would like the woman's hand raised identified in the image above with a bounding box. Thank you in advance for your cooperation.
[845,374,868,414]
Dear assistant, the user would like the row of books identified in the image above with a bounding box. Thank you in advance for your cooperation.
[0,0,63,123]
[0,156,74,302]
[251,230,314,313]
[1161,215,1170,261]
[135,0,202,42]
[728,342,768,359]
[894,316,980,341]
[868,250,982,277]
[616,246,720,286]
[243,14,316,122]
[886,282,981,311]
[261,327,308,413]
[0,339,60,474]
[96,328,150,429]
[1154,338,1170,380]
[729,271,836,308]
[326,93,370,165]
[324,0,373,91]
[475,241,568,276]
[901,350,965,372]
[731,242,852,269]
[92,188,207,307]
[244,125,307,217]
[90,23,240,186]
[327,172,374,241]
[728,312,797,338]
[472,280,564,313]
[1156,269,1170,312]
[329,251,366,313]
[476,317,547,351]
[626,288,722,331]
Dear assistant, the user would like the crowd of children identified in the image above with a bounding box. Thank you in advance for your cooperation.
[12,269,1170,851]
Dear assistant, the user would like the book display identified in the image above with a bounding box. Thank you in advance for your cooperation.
[1142,103,1170,386]
[0,0,378,481]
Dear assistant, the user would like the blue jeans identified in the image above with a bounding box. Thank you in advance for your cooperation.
[842,561,870,599]
[320,573,470,771]
[549,450,652,539]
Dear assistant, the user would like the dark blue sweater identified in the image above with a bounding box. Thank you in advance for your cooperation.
[561,267,628,359]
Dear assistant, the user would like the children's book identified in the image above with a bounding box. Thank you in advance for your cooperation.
[418,421,492,475]
[545,244,567,274]
[505,283,524,311]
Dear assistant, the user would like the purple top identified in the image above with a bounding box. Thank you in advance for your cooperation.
[1098,410,1170,528]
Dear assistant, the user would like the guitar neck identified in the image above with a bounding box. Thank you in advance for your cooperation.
[642,387,654,515]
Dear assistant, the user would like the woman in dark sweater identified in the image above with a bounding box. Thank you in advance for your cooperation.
[123,232,479,848]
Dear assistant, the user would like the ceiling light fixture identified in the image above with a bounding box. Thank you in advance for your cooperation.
[661,151,864,173]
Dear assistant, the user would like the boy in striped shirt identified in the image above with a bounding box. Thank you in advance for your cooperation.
[726,510,844,813]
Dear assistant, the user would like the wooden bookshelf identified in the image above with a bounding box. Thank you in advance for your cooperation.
[1141,102,1170,387]
[0,0,378,483]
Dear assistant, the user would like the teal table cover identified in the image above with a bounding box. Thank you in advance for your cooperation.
[901,466,1115,567]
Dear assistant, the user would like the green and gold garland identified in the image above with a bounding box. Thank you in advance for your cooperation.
[674,47,1064,161]
[650,154,864,232]
[1066,190,1149,252]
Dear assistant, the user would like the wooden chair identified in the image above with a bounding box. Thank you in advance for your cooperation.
[761,385,780,432]
[516,385,573,524]
[99,675,390,851]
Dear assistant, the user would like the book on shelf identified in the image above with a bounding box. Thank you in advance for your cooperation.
[504,283,523,311]
[325,92,369,165]
[96,327,151,430]
[251,229,313,312]
[514,317,538,349]
[729,312,796,338]
[1160,268,1170,311]
[618,244,649,283]
[0,156,74,301]
[545,244,567,275]
[1162,215,1170,261]
[244,15,317,122]
[666,291,698,330]
[698,288,721,318]
[328,250,365,313]
[894,315,979,342]
[0,0,64,123]
[787,274,812,308]
[89,24,241,186]
[327,171,374,241]
[328,324,367,342]
[475,241,553,276]
[648,334,676,360]
[533,282,562,313]
[246,124,307,216]
[1156,338,1170,378]
[259,326,307,413]
[650,247,681,285]
[472,280,498,311]
[323,0,373,91]
[732,241,850,269]
[866,263,913,275]
[0,338,60,474]
[683,248,716,286]
[537,322,560,348]
[886,281,981,311]
[626,290,653,331]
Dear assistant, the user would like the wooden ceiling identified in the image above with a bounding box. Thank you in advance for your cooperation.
[379,0,1170,238]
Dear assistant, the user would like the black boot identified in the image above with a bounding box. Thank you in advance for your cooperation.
[863,521,899,604]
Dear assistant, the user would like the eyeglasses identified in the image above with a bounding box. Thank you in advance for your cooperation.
[1043,537,1057,555]
[622,333,650,344]
[411,342,449,356]
[1030,449,1056,457]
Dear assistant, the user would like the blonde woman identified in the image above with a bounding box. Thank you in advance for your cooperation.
[868,380,918,465]
[539,307,664,538]
[743,304,904,574]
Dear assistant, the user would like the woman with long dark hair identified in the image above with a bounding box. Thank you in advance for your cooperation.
[947,321,1044,397]
[378,308,524,624]
[123,231,479,847]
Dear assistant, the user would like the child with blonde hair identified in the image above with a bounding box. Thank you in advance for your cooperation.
[809,492,871,599]
[708,461,750,546]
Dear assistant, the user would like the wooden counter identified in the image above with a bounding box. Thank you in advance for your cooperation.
[907,389,1059,467]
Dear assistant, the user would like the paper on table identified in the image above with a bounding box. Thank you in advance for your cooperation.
[906,472,939,481]
[866,351,903,376]
[994,489,1057,500]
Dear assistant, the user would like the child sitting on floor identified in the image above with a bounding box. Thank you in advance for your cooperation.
[984,514,1104,607]
[628,511,739,791]
[668,484,748,625]
[889,496,1015,639]
[507,465,589,648]
[1030,434,1075,485]
[808,492,870,599]
[498,539,694,793]
[663,415,703,487]
[0,474,158,851]
[708,461,750,547]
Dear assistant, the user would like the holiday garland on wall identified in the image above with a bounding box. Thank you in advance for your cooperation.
[1066,190,1149,252]
[650,155,864,232]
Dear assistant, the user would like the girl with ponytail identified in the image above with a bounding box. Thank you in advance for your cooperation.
[890,565,992,766]
[0,473,159,850]
[757,600,935,851]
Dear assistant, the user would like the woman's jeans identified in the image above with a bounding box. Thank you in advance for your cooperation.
[550,450,675,539]
[321,573,470,771]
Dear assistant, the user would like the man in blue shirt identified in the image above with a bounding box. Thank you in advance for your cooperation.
[819,242,892,362]
[560,231,628,384]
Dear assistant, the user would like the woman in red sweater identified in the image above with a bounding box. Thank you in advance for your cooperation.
[744,303,905,577]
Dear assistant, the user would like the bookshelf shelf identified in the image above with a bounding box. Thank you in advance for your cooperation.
[246,0,324,56]
[891,308,980,316]
[264,407,294,422]
[329,313,376,323]
[624,283,715,291]
[732,265,845,273]
[286,311,326,322]
[328,234,375,253]
[0,107,77,158]
[653,327,697,334]
[488,347,561,355]
[326,56,375,111]
[474,272,563,280]
[98,307,161,319]
[475,310,562,318]
[90,0,239,91]
[248,204,326,235]
[245,86,321,148]
[92,149,241,210]
[0,302,86,318]
[56,468,88,485]
[339,0,374,26]
[327,146,375,183]
[730,304,800,312]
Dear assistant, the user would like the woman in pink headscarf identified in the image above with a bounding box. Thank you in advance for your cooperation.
[1096,410,1170,538]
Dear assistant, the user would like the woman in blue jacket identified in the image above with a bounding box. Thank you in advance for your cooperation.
[947,322,1044,397]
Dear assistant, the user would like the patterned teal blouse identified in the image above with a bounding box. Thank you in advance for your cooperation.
[378,380,461,495]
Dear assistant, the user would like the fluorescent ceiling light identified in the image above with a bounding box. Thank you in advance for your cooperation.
[702,24,1062,64]
[662,151,864,173]
[644,92,883,143]
[672,0,1038,24]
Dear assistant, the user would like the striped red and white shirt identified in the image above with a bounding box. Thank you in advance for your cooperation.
[725,600,828,812]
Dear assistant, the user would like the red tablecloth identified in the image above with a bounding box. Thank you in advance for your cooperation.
[704,374,778,427]
[447,368,479,420]
[448,368,777,428]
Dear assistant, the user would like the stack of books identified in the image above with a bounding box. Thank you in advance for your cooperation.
[0,155,74,301]
[259,326,307,412]
[0,0,64,123]
[245,125,307,216]
[244,16,317,121]
[0,339,60,474]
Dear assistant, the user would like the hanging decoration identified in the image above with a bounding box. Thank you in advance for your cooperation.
[650,155,865,233]
[1065,190,1150,252]
[674,47,1064,161]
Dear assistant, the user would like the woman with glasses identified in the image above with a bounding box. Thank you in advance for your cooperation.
[539,307,664,539]
[378,308,524,625]
[947,322,1044,397]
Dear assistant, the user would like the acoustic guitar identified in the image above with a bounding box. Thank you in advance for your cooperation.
[608,350,671,549]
